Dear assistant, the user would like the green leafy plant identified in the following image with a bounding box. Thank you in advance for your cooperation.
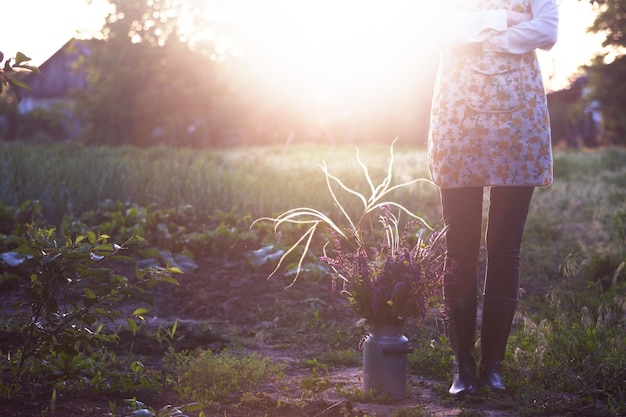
[13,226,179,370]
[300,357,332,399]
[0,51,40,102]
[0,223,181,399]
[254,140,445,325]
[408,333,452,381]
[168,349,285,406]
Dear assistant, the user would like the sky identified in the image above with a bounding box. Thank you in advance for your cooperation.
[0,0,609,92]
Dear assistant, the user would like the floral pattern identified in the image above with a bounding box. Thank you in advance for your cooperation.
[428,0,553,189]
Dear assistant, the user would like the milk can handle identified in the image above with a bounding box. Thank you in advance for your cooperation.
[376,343,415,355]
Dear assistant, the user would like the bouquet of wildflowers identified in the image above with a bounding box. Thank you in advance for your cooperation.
[322,207,445,325]
[254,140,446,325]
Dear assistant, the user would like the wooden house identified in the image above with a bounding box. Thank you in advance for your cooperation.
[1,39,96,139]
[20,39,93,112]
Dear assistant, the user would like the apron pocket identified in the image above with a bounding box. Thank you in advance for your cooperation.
[465,54,523,113]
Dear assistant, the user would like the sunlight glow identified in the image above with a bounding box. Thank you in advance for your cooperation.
[0,0,609,141]
[218,0,434,124]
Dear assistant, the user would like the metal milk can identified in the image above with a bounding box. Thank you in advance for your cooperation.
[361,324,413,400]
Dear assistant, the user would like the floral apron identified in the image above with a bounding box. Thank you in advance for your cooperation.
[428,0,553,189]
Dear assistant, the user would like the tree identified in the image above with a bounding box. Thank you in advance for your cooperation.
[581,0,626,145]
[74,0,236,146]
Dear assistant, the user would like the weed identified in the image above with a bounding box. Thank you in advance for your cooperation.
[168,349,285,406]
[409,333,452,381]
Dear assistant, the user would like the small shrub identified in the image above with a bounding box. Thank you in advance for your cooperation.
[0,221,180,399]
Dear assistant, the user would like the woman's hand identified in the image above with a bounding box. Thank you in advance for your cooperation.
[507,11,532,26]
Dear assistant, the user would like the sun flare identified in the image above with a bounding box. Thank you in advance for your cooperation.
[213,0,435,120]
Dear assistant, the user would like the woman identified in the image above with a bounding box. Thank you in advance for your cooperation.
[426,0,559,395]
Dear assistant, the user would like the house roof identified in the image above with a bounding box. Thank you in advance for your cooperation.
[22,38,98,99]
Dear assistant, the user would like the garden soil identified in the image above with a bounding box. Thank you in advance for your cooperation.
[0,258,521,417]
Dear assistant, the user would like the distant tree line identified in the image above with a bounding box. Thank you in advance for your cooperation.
[3,0,625,147]
[65,0,437,147]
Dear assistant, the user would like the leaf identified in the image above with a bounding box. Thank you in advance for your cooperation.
[14,52,31,65]
[84,288,97,299]
[132,307,150,317]
[178,403,204,412]
[160,275,181,286]
[169,319,178,338]
[22,64,42,75]
[86,230,96,244]
[130,360,145,373]
[8,77,30,90]
[126,318,138,336]
[110,254,136,263]
[93,244,114,252]
[167,265,183,274]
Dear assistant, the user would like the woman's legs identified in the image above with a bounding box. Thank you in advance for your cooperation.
[441,185,535,393]
[484,186,535,299]
[480,186,534,390]
[440,187,483,395]
[441,187,484,299]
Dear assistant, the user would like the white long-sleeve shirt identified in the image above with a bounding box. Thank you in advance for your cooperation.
[426,0,559,55]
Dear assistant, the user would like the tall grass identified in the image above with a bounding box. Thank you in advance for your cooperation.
[0,142,440,226]
[1,142,623,273]
[522,148,626,287]
[1,143,623,271]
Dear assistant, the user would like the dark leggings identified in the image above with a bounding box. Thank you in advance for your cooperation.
[441,186,534,300]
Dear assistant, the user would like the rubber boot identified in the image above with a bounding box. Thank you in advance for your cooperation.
[479,294,517,391]
[445,297,478,396]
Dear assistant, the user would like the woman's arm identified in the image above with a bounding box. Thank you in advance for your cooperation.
[484,0,559,54]
[507,11,532,27]
[427,10,506,50]
[426,0,558,54]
